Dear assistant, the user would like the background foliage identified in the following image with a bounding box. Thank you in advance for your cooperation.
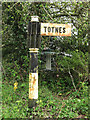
[2,1,89,119]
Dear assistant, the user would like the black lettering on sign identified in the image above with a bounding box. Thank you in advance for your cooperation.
[55,27,58,33]
[52,27,54,33]
[44,26,47,32]
[43,26,66,34]
[59,27,62,33]
[63,27,66,33]
[48,27,51,32]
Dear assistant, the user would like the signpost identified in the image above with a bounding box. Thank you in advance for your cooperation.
[28,16,40,108]
[28,16,71,108]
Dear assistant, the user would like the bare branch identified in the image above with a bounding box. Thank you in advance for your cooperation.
[68,66,77,91]
[52,13,78,17]
[42,5,54,21]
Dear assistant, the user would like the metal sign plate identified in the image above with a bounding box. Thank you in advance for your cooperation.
[41,23,71,36]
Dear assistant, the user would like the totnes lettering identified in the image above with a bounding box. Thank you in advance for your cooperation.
[44,26,66,33]
[44,26,47,32]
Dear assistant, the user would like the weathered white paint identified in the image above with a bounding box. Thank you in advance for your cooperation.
[29,73,38,99]
[31,16,39,22]
[29,48,39,53]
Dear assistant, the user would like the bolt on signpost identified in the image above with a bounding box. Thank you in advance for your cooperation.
[28,16,41,108]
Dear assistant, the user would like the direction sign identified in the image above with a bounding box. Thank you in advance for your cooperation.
[41,23,71,36]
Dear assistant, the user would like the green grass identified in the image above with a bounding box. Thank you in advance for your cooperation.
[2,81,29,118]
[2,80,88,119]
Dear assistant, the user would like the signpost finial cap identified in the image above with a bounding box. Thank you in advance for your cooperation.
[31,16,39,22]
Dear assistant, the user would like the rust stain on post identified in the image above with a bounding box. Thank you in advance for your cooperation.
[29,73,38,99]
[29,48,38,100]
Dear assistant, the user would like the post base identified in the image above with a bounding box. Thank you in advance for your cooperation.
[28,99,37,108]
